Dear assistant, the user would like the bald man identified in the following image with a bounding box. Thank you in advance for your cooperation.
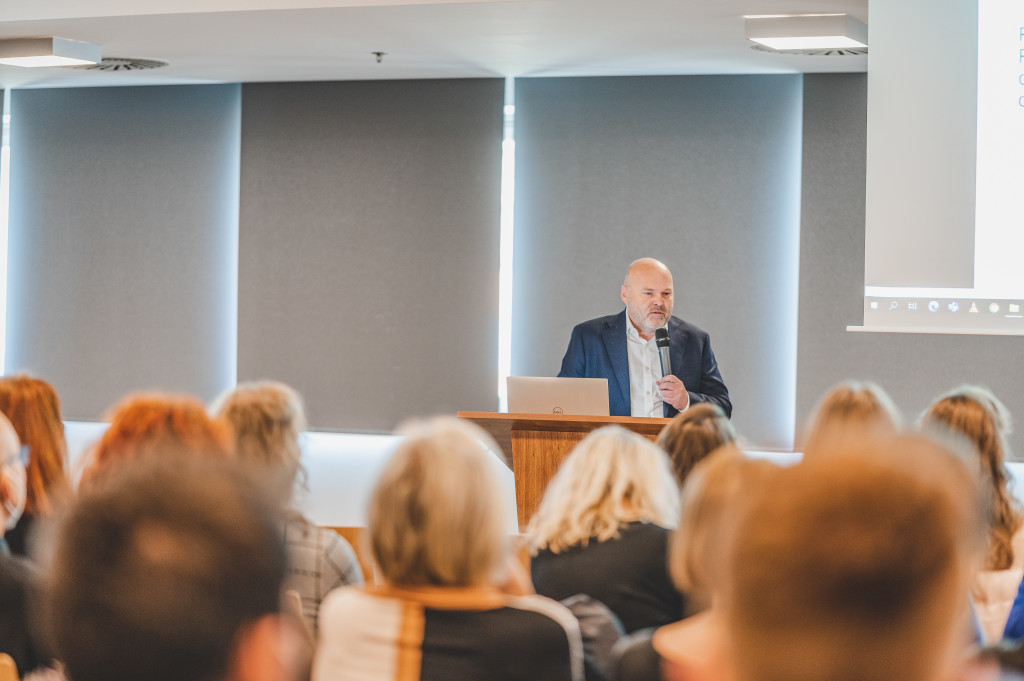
[558,258,731,418]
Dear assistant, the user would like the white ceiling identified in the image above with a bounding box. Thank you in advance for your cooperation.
[0,0,868,89]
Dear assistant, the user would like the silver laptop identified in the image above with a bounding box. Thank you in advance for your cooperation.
[506,376,610,416]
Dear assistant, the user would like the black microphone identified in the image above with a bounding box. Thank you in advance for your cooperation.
[655,328,671,377]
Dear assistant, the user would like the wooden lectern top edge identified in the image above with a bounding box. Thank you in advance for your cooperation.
[457,411,672,432]
[457,412,674,471]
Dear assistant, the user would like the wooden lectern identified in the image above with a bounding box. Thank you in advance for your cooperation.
[457,412,672,530]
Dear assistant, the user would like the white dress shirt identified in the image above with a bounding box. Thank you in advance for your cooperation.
[625,319,666,418]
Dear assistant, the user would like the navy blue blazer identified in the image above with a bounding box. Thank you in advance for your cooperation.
[558,310,731,418]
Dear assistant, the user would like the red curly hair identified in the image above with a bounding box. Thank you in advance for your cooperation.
[84,393,233,487]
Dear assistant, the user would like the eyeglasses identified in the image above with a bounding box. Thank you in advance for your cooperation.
[2,445,29,468]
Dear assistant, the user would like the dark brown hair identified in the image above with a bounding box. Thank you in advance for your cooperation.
[656,403,736,487]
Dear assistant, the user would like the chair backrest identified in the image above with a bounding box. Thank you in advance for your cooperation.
[0,652,18,681]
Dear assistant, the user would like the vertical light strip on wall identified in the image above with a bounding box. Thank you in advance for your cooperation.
[497,77,516,411]
[0,90,10,374]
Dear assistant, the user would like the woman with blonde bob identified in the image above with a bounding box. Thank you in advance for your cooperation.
[656,403,737,488]
[527,425,682,633]
[921,385,1021,643]
[802,380,901,453]
[313,417,584,681]
[212,381,362,633]
[0,375,72,556]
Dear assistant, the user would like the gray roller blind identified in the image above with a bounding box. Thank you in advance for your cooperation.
[512,75,804,450]
[6,85,241,419]
[238,79,503,432]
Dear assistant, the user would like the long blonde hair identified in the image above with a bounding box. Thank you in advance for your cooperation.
[922,385,1020,571]
[527,426,679,554]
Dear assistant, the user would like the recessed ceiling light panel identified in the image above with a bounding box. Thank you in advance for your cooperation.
[745,14,867,51]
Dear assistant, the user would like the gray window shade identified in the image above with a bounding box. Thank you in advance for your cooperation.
[6,85,241,420]
[511,75,803,450]
[238,79,503,432]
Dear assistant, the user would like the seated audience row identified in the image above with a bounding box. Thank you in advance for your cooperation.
[3,372,1024,681]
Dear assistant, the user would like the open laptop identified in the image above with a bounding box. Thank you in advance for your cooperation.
[506,376,610,416]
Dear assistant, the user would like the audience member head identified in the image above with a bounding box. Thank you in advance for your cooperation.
[0,412,27,537]
[922,385,1019,571]
[527,425,679,554]
[83,392,232,487]
[368,416,510,588]
[803,380,901,453]
[0,375,70,515]
[722,434,984,681]
[43,456,292,681]
[669,445,778,612]
[656,403,737,487]
[212,381,307,505]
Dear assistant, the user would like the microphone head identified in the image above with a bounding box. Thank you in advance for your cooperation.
[655,327,670,348]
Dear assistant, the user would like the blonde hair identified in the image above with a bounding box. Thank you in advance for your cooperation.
[368,417,509,587]
[669,445,778,611]
[526,426,679,554]
[213,381,307,504]
[803,380,901,453]
[656,403,737,487]
[723,435,983,681]
[922,385,1020,571]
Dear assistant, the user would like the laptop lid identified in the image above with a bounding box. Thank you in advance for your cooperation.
[506,376,610,416]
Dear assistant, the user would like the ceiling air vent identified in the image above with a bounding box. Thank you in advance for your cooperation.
[751,44,867,57]
[68,57,168,70]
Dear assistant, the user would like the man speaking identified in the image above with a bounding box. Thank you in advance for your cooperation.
[559,258,731,418]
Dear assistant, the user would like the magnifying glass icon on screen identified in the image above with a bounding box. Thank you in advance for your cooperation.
[888,301,898,311]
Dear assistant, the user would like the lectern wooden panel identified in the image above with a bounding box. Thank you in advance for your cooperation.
[457,412,672,530]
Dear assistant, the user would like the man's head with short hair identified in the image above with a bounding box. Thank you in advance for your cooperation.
[621,258,674,340]
[722,434,983,681]
[43,456,291,681]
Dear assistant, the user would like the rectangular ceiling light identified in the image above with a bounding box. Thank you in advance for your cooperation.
[745,14,868,51]
[0,37,101,68]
